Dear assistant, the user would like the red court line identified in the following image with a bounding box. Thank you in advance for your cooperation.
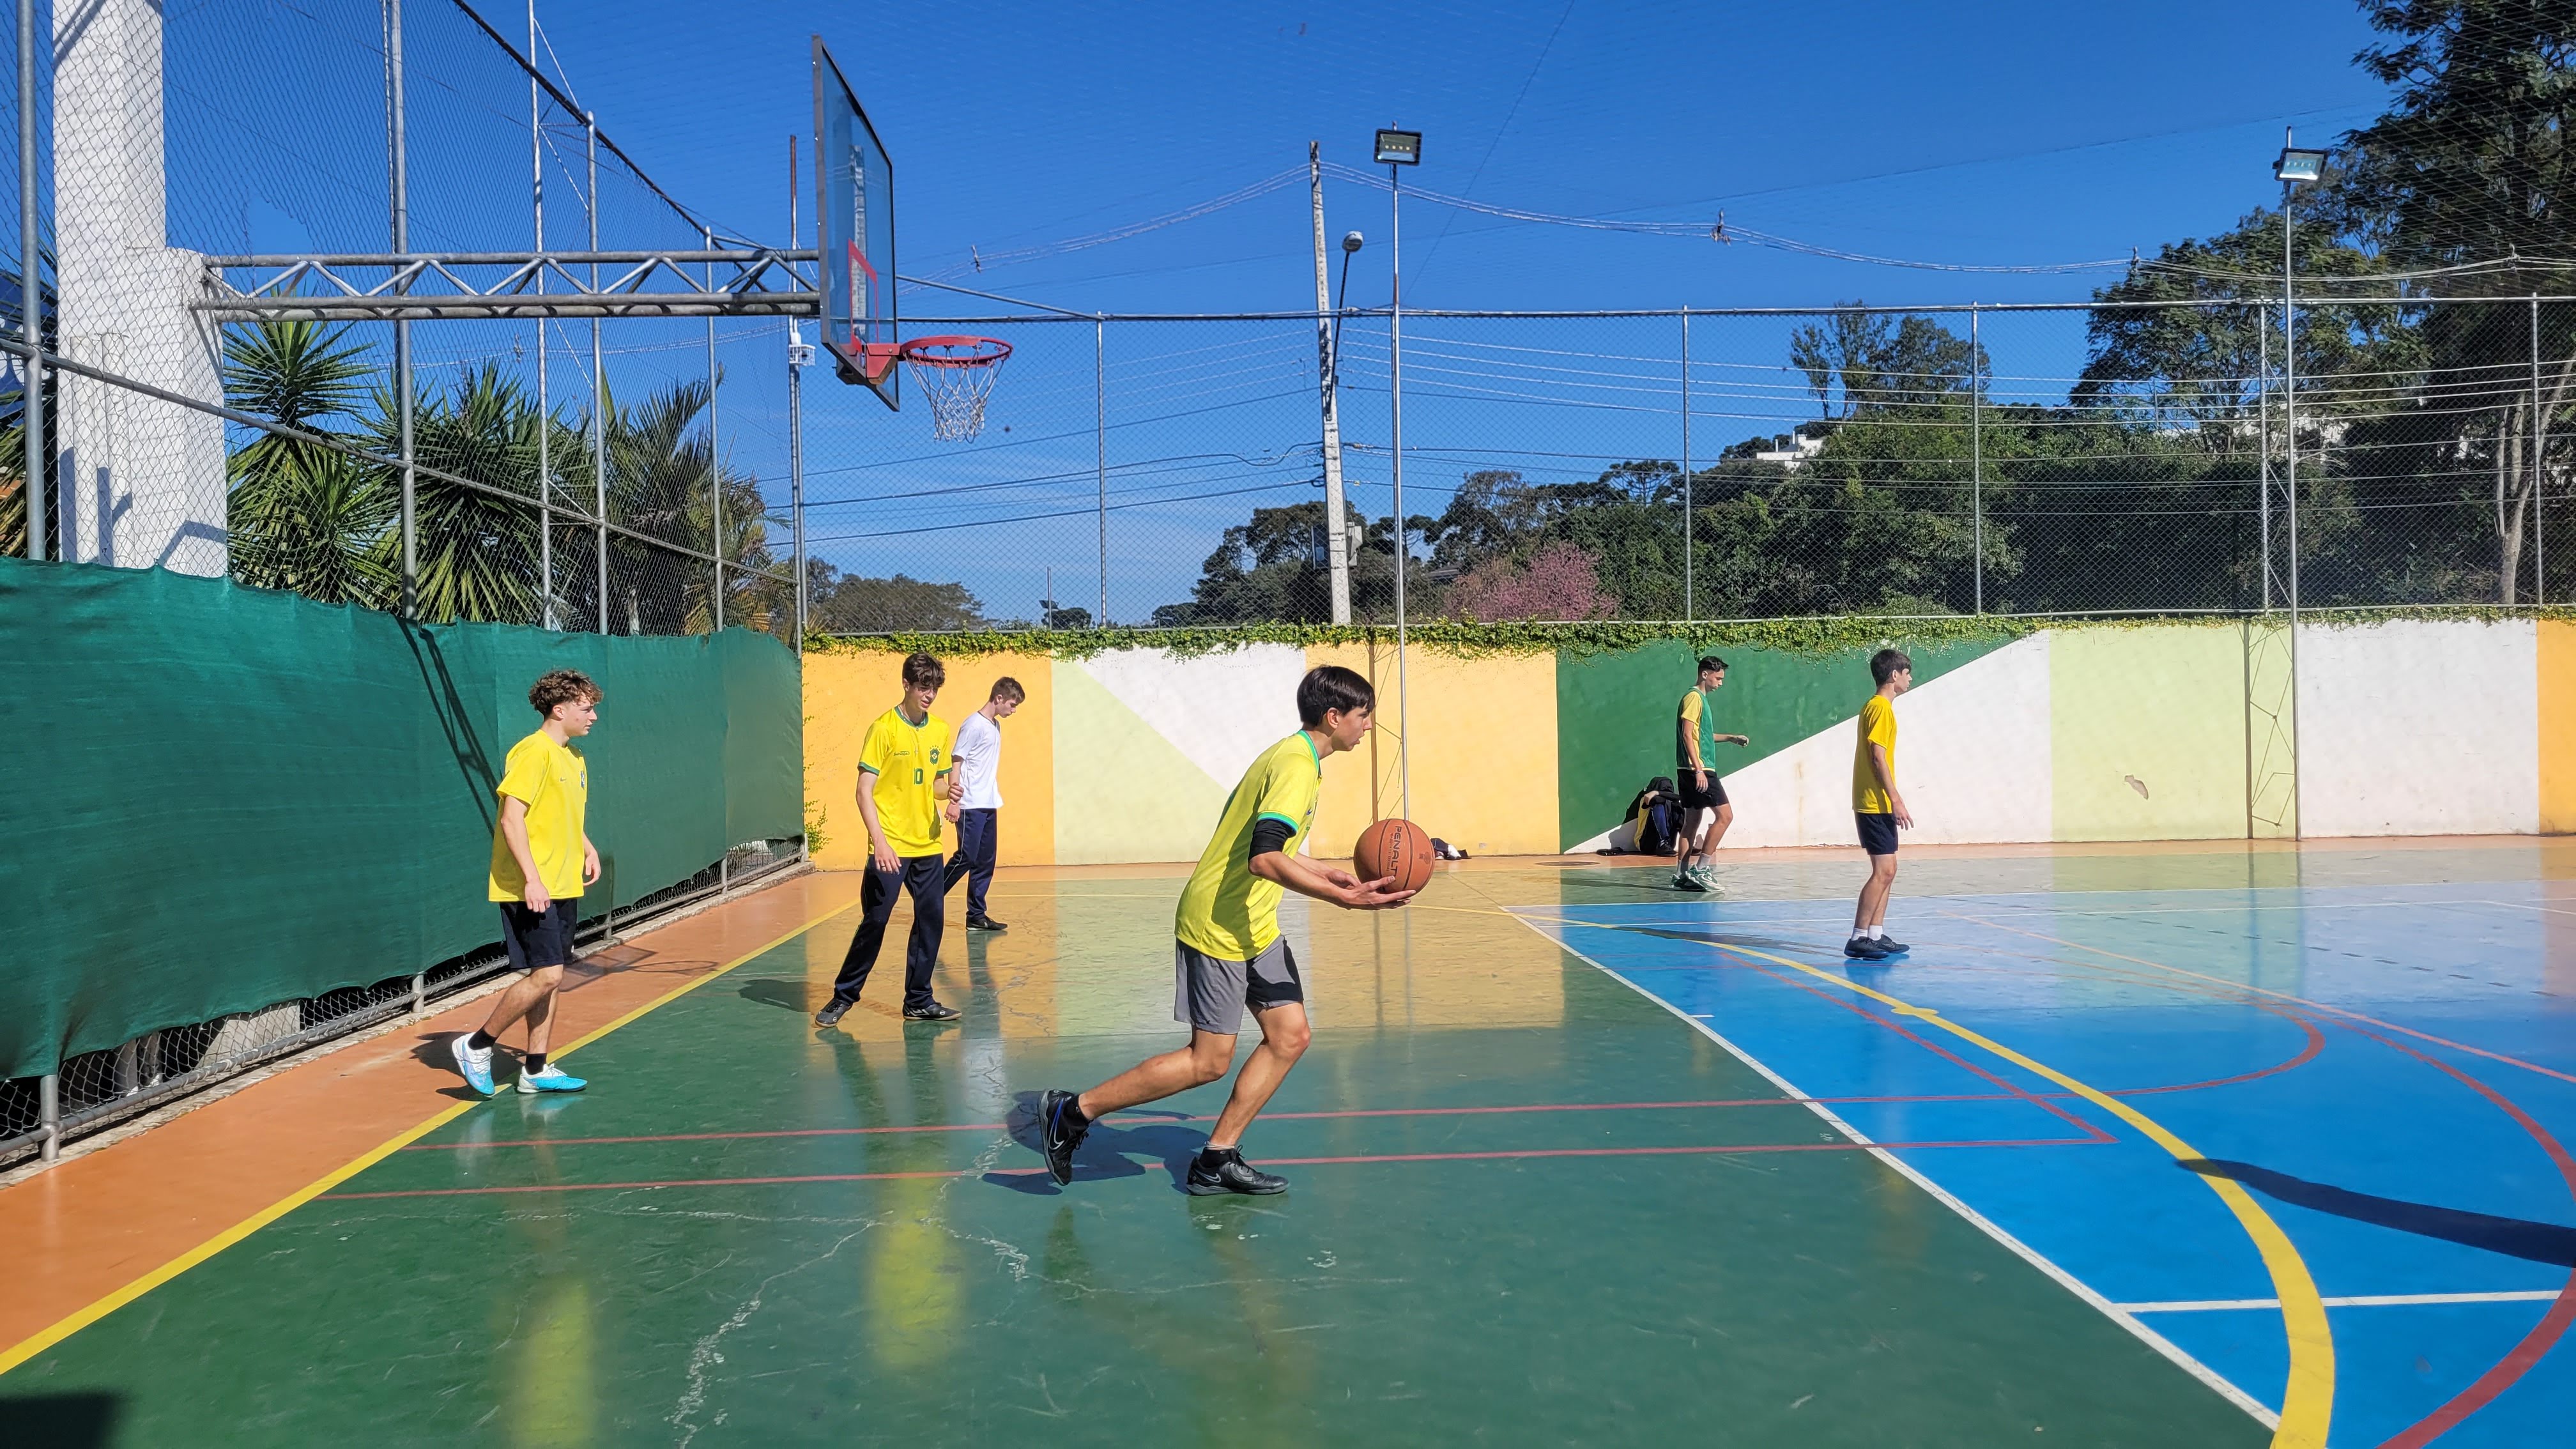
[401,1094,2064,1153]
[323,1135,2104,1200]
[2333,1022,2576,1449]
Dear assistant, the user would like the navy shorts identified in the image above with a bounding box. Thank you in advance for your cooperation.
[499,898,581,970]
[1855,812,1899,856]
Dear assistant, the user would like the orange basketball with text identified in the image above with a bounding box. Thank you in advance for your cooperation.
[1353,818,1435,896]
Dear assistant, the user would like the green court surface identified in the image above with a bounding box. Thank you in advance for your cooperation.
[2,861,2288,1446]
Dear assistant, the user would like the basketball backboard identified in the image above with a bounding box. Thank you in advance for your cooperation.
[812,36,896,408]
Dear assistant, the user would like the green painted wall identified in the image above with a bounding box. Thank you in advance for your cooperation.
[2049,624,2251,841]
[1552,635,2015,850]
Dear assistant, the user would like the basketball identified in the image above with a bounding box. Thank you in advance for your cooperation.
[1353,817,1435,895]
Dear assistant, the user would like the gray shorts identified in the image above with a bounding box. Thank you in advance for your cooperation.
[1173,939,1305,1036]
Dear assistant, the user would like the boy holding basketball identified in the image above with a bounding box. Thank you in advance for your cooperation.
[1034,664,1413,1195]
[1673,655,1749,893]
[1846,648,1913,960]
[450,670,602,1097]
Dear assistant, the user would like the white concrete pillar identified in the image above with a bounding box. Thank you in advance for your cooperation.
[50,0,226,576]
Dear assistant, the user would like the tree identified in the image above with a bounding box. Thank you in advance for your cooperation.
[1443,541,1618,620]
[1151,499,1420,625]
[225,319,397,607]
[807,561,989,632]
[1789,306,1984,417]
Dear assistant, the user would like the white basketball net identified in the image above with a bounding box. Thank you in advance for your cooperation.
[900,337,1011,441]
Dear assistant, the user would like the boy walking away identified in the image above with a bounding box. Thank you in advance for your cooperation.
[452,670,602,1097]
[942,677,1023,932]
[816,652,962,1026]
[1673,655,1749,893]
[1034,666,1413,1195]
[1847,648,1914,960]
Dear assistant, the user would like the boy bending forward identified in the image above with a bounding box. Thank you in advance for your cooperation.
[1035,665,1411,1195]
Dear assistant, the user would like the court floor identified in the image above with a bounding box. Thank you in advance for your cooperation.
[3,840,2573,1446]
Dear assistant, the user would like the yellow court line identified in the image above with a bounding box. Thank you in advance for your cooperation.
[0,895,864,1379]
[1516,911,2335,1449]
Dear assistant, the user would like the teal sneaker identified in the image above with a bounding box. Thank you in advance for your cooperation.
[518,1064,588,1094]
[449,1034,494,1097]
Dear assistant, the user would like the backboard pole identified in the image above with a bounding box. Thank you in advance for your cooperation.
[788,135,808,651]
[1311,142,1351,624]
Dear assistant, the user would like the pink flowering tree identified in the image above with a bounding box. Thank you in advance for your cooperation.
[1443,541,1620,621]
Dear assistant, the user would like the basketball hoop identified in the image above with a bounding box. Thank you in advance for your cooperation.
[898,335,1013,441]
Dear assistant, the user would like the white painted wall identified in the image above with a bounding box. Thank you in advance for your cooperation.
[2295,618,2539,837]
[52,0,227,576]
[1077,645,1310,789]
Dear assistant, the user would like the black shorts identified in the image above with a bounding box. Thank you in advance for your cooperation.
[1855,812,1899,856]
[499,898,581,970]
[1678,770,1728,811]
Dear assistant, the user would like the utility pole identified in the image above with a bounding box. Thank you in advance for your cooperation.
[1310,142,1352,623]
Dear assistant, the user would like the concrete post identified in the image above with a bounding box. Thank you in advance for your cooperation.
[50,0,225,575]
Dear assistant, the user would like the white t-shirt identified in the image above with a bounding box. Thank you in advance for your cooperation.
[953,710,1004,810]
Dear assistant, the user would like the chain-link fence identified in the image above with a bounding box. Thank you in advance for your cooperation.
[801,295,2573,632]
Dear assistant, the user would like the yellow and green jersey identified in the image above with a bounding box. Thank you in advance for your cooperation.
[488,731,589,901]
[1174,732,1324,961]
[1851,694,1898,813]
[1675,687,1718,770]
[859,705,954,857]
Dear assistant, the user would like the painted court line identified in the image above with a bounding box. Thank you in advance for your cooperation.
[0,896,865,1379]
[321,1135,2106,1200]
[1506,911,2293,1439]
[2121,1292,2566,1314]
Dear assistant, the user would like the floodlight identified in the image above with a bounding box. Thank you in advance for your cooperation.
[1374,128,1422,165]
[1342,230,1365,253]
[2274,148,2326,183]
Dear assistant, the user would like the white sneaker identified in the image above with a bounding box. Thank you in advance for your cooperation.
[450,1034,494,1096]
[517,1064,588,1094]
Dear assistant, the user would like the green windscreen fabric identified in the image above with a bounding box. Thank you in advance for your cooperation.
[0,559,802,1081]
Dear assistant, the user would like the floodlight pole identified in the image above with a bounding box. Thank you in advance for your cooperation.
[388,0,415,618]
[1388,151,1409,822]
[2280,130,2304,842]
[2258,301,2271,610]
[529,0,550,627]
[17,0,41,562]
[707,223,722,631]
[588,112,608,634]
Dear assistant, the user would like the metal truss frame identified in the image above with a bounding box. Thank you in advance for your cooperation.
[194,249,820,321]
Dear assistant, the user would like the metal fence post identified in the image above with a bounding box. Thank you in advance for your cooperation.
[19,0,42,563]
[530,0,550,627]
[2259,302,2273,611]
[36,1071,57,1162]
[706,224,722,632]
[1680,307,1691,624]
[1096,315,1108,625]
[587,112,607,634]
[2534,295,2546,606]
[1970,303,1982,615]
[388,0,415,617]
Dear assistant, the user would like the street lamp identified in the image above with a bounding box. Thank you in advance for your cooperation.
[1376,128,1419,819]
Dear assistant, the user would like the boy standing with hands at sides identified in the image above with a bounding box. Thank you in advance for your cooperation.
[1035,666,1413,1196]
[452,669,602,1096]
[1673,655,1750,893]
[816,652,963,1026]
[942,677,1023,933]
[1847,648,1913,961]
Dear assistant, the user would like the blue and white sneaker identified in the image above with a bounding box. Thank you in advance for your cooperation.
[450,1034,495,1096]
[517,1064,588,1094]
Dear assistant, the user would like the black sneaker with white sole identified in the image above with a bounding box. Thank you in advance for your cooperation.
[903,1000,961,1022]
[1036,1089,1089,1186]
[1185,1147,1288,1196]
[966,915,1008,932]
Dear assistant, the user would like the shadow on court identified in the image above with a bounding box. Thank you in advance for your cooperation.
[2184,1158,2576,1267]
[984,1092,1206,1195]
[0,1392,122,1448]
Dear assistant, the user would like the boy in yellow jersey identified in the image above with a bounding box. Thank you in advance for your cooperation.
[1034,665,1413,1195]
[1672,654,1750,893]
[450,670,602,1097]
[816,652,962,1025]
[1846,648,1914,961]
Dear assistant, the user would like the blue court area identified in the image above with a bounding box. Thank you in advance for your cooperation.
[1515,848,2576,1448]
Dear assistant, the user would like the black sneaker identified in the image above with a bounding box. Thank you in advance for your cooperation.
[813,996,854,1027]
[1874,935,1910,956]
[1036,1089,1089,1186]
[1185,1148,1289,1197]
[903,1000,961,1022]
[1843,937,1891,962]
[966,916,1008,933]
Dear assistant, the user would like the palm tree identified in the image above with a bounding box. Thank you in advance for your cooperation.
[224,319,396,606]
[362,362,545,625]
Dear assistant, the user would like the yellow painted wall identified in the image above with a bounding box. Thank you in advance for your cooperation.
[2050,624,2250,841]
[1303,643,1559,859]
[2542,620,2576,834]
[801,648,1055,870]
